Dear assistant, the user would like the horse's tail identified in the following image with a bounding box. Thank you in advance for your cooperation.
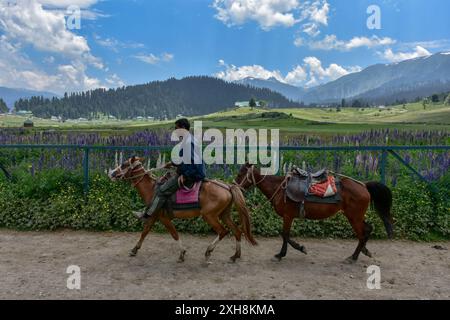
[229,184,258,246]
[365,181,394,239]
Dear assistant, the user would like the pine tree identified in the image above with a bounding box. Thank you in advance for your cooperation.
[445,93,450,105]
[0,98,8,113]
[17,76,299,119]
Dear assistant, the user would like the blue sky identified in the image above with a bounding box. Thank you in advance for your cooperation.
[1,0,450,94]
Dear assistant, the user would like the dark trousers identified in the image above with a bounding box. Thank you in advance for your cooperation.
[144,175,196,217]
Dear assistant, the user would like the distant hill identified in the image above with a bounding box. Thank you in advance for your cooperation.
[302,52,450,104]
[0,87,58,110]
[15,76,299,119]
[235,77,305,102]
[235,53,450,106]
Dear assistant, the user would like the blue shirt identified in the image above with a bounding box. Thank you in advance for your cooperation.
[174,133,206,181]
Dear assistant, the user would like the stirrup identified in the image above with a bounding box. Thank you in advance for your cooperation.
[133,210,150,222]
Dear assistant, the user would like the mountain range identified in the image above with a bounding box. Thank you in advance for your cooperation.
[236,52,450,105]
[3,52,450,118]
[236,77,306,102]
[0,87,58,110]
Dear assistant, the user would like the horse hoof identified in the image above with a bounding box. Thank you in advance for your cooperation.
[343,256,356,264]
[202,260,213,267]
[300,246,307,255]
[177,251,186,263]
[271,255,282,262]
[229,256,240,263]
[362,249,372,258]
[129,250,137,257]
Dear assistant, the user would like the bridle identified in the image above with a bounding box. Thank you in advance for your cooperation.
[113,160,158,187]
[233,165,290,207]
[233,165,266,190]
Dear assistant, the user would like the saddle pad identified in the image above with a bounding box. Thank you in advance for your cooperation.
[169,181,202,212]
[308,176,337,198]
[306,179,342,204]
[286,176,342,204]
[176,181,201,204]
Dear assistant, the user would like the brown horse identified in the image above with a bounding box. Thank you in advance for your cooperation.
[234,164,393,263]
[109,156,257,263]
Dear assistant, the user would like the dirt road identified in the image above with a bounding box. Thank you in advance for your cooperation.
[0,230,448,300]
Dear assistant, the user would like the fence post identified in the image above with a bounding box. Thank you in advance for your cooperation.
[83,147,90,194]
[380,150,387,184]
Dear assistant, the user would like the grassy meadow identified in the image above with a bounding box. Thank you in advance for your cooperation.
[1,102,449,136]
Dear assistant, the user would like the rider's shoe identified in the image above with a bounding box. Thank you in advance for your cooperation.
[133,210,150,223]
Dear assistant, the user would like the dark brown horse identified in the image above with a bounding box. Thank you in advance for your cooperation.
[109,156,257,263]
[235,164,393,263]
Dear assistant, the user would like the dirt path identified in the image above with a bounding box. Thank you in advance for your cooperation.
[0,230,448,300]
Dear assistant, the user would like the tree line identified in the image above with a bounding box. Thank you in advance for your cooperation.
[13,76,299,119]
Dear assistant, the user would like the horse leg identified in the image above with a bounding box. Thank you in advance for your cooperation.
[159,215,186,263]
[287,237,307,255]
[220,206,243,263]
[130,215,158,257]
[203,215,229,264]
[345,216,371,263]
[273,215,295,261]
[361,222,373,258]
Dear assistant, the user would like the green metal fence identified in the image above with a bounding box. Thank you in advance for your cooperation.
[0,144,448,194]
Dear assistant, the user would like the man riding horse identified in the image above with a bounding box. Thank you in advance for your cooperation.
[134,118,206,222]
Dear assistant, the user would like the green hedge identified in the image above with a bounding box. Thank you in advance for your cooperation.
[0,169,448,240]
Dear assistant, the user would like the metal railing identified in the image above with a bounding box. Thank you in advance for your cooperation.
[0,144,448,193]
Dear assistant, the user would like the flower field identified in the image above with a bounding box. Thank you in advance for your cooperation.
[0,127,448,240]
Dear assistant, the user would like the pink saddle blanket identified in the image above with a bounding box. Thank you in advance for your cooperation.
[176,181,202,204]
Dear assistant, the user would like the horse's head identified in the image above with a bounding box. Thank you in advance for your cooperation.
[109,156,145,181]
[234,163,260,190]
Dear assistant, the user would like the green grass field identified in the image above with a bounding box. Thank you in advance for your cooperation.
[1,102,449,135]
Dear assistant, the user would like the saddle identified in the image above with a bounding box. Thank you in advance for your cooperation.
[157,173,202,217]
[285,167,341,218]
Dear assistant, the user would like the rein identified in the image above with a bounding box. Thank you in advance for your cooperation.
[234,165,290,211]
[115,161,159,187]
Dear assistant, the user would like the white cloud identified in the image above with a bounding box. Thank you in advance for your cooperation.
[43,56,55,64]
[105,74,126,88]
[133,52,174,65]
[395,39,450,54]
[303,34,396,51]
[0,1,92,57]
[293,36,304,47]
[215,62,286,82]
[299,0,329,25]
[0,0,123,94]
[94,34,145,52]
[161,53,174,62]
[213,0,300,30]
[0,36,101,93]
[38,0,99,8]
[215,57,360,87]
[284,65,307,86]
[212,0,330,32]
[380,46,431,63]
[303,56,352,82]
[301,23,320,37]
